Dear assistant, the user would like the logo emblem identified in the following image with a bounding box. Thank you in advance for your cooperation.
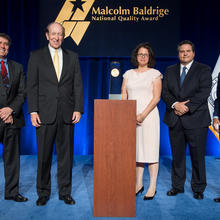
[55,0,95,45]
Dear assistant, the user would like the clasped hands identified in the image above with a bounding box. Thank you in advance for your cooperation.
[0,107,13,124]
[173,100,190,116]
[136,113,145,126]
[30,111,81,127]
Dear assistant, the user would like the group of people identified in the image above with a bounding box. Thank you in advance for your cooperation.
[0,22,84,206]
[122,40,220,203]
[0,22,219,207]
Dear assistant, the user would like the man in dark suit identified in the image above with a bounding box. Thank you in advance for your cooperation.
[27,22,84,206]
[213,72,220,202]
[0,33,27,202]
[162,40,212,200]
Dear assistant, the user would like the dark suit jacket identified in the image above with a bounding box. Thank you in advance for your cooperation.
[27,46,84,124]
[0,60,25,128]
[162,61,212,129]
[214,73,220,118]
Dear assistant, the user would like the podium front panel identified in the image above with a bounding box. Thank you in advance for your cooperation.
[93,100,136,217]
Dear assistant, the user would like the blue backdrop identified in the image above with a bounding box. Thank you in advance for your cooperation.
[0,0,220,156]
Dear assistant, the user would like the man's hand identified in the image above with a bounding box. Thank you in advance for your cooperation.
[174,109,183,116]
[30,113,41,127]
[72,111,81,124]
[213,118,220,132]
[174,100,190,115]
[4,115,13,124]
[0,107,13,121]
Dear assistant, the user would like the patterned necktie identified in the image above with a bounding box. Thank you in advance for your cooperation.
[53,50,59,81]
[1,60,9,88]
[180,66,187,86]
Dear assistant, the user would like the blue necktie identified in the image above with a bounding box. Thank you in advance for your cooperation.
[180,66,187,86]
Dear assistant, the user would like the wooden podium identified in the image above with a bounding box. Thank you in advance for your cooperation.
[93,100,136,217]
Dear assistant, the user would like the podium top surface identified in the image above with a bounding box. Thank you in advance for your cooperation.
[94,99,136,103]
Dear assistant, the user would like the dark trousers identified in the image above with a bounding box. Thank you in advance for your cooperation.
[169,118,208,193]
[36,108,74,197]
[0,123,20,197]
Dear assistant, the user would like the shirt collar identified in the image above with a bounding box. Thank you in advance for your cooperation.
[48,44,62,53]
[181,60,194,70]
[0,58,7,63]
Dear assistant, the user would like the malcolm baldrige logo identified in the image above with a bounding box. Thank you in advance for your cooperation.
[55,0,95,46]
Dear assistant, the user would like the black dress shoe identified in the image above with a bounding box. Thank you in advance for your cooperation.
[167,188,184,196]
[143,191,157,200]
[36,196,49,206]
[193,192,204,200]
[214,197,220,202]
[59,195,76,205]
[5,194,28,202]
[136,186,144,196]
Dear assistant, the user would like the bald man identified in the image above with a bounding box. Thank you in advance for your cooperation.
[27,22,84,206]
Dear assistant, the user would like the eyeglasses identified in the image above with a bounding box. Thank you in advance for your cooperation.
[137,53,149,58]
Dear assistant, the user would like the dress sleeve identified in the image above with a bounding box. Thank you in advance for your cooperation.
[123,70,130,80]
[152,69,163,81]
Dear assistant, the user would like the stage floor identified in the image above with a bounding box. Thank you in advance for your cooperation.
[0,155,220,220]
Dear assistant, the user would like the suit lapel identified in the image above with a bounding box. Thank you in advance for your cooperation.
[7,60,14,87]
[175,63,181,89]
[0,75,5,91]
[43,47,59,83]
[59,48,68,83]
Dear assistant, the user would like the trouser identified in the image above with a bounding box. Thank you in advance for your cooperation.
[169,119,207,193]
[36,109,74,197]
[0,123,20,197]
